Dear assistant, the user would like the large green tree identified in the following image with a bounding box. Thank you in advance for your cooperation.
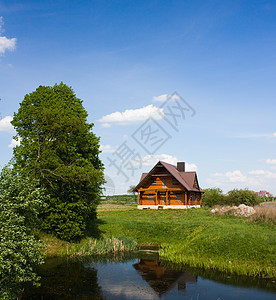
[11,83,104,241]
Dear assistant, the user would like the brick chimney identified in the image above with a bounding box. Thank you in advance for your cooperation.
[177,162,185,172]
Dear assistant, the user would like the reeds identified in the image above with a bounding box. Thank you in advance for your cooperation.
[70,236,137,257]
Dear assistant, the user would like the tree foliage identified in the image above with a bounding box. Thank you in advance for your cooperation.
[127,185,136,200]
[203,187,262,207]
[0,166,47,299]
[226,189,261,206]
[202,188,225,207]
[11,83,104,241]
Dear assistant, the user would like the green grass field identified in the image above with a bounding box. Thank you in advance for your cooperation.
[96,206,276,278]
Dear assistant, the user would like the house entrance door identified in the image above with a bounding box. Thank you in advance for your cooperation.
[160,193,166,205]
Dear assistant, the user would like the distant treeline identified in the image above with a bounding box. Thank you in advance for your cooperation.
[202,188,275,207]
[101,194,136,204]
[259,196,276,203]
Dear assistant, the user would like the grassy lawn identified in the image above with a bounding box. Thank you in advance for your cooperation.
[96,205,276,277]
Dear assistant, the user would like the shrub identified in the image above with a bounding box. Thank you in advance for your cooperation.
[226,189,261,206]
[0,166,48,299]
[202,188,225,207]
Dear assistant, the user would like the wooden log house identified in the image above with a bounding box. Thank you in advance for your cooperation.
[135,161,204,209]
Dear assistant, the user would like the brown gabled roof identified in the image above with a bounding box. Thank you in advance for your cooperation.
[135,161,203,192]
[139,172,148,182]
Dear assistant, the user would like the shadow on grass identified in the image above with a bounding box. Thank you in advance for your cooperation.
[85,217,106,239]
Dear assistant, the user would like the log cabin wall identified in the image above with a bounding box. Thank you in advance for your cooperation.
[138,169,188,205]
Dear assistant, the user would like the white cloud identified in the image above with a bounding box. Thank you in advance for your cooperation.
[248,169,266,175]
[209,170,251,184]
[153,94,169,102]
[249,169,276,179]
[265,159,276,165]
[98,104,164,127]
[207,168,276,192]
[0,36,16,54]
[8,138,20,148]
[0,17,16,55]
[233,132,276,139]
[234,133,269,139]
[100,144,116,153]
[152,93,180,102]
[141,154,198,171]
[0,116,14,132]
[142,154,178,166]
[186,162,198,171]
[225,170,247,182]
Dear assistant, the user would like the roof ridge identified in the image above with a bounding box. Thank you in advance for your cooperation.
[159,161,177,168]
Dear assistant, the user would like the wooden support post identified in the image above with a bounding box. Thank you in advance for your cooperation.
[185,192,187,205]
[188,193,190,206]
[137,191,140,205]
[200,193,202,206]
[155,191,157,205]
[166,191,168,205]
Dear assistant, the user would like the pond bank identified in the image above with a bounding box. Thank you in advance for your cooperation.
[23,252,276,299]
[41,205,276,278]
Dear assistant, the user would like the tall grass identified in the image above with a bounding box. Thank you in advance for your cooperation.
[71,236,137,257]
[42,235,137,258]
[250,206,276,225]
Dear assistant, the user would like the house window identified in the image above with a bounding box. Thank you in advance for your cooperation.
[190,193,195,204]
[172,178,179,185]
[162,178,167,188]
[147,194,155,201]
[176,193,182,201]
[151,178,156,186]
[197,193,200,202]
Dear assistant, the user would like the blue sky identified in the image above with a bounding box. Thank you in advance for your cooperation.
[0,0,275,195]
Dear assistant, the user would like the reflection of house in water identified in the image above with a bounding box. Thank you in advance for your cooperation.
[133,259,197,296]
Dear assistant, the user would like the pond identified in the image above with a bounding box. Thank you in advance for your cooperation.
[23,251,276,299]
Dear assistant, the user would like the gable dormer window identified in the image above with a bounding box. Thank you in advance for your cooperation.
[172,178,179,185]
[151,178,156,186]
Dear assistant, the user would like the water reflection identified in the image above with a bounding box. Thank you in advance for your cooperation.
[23,252,276,300]
[23,258,104,299]
[133,259,197,296]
